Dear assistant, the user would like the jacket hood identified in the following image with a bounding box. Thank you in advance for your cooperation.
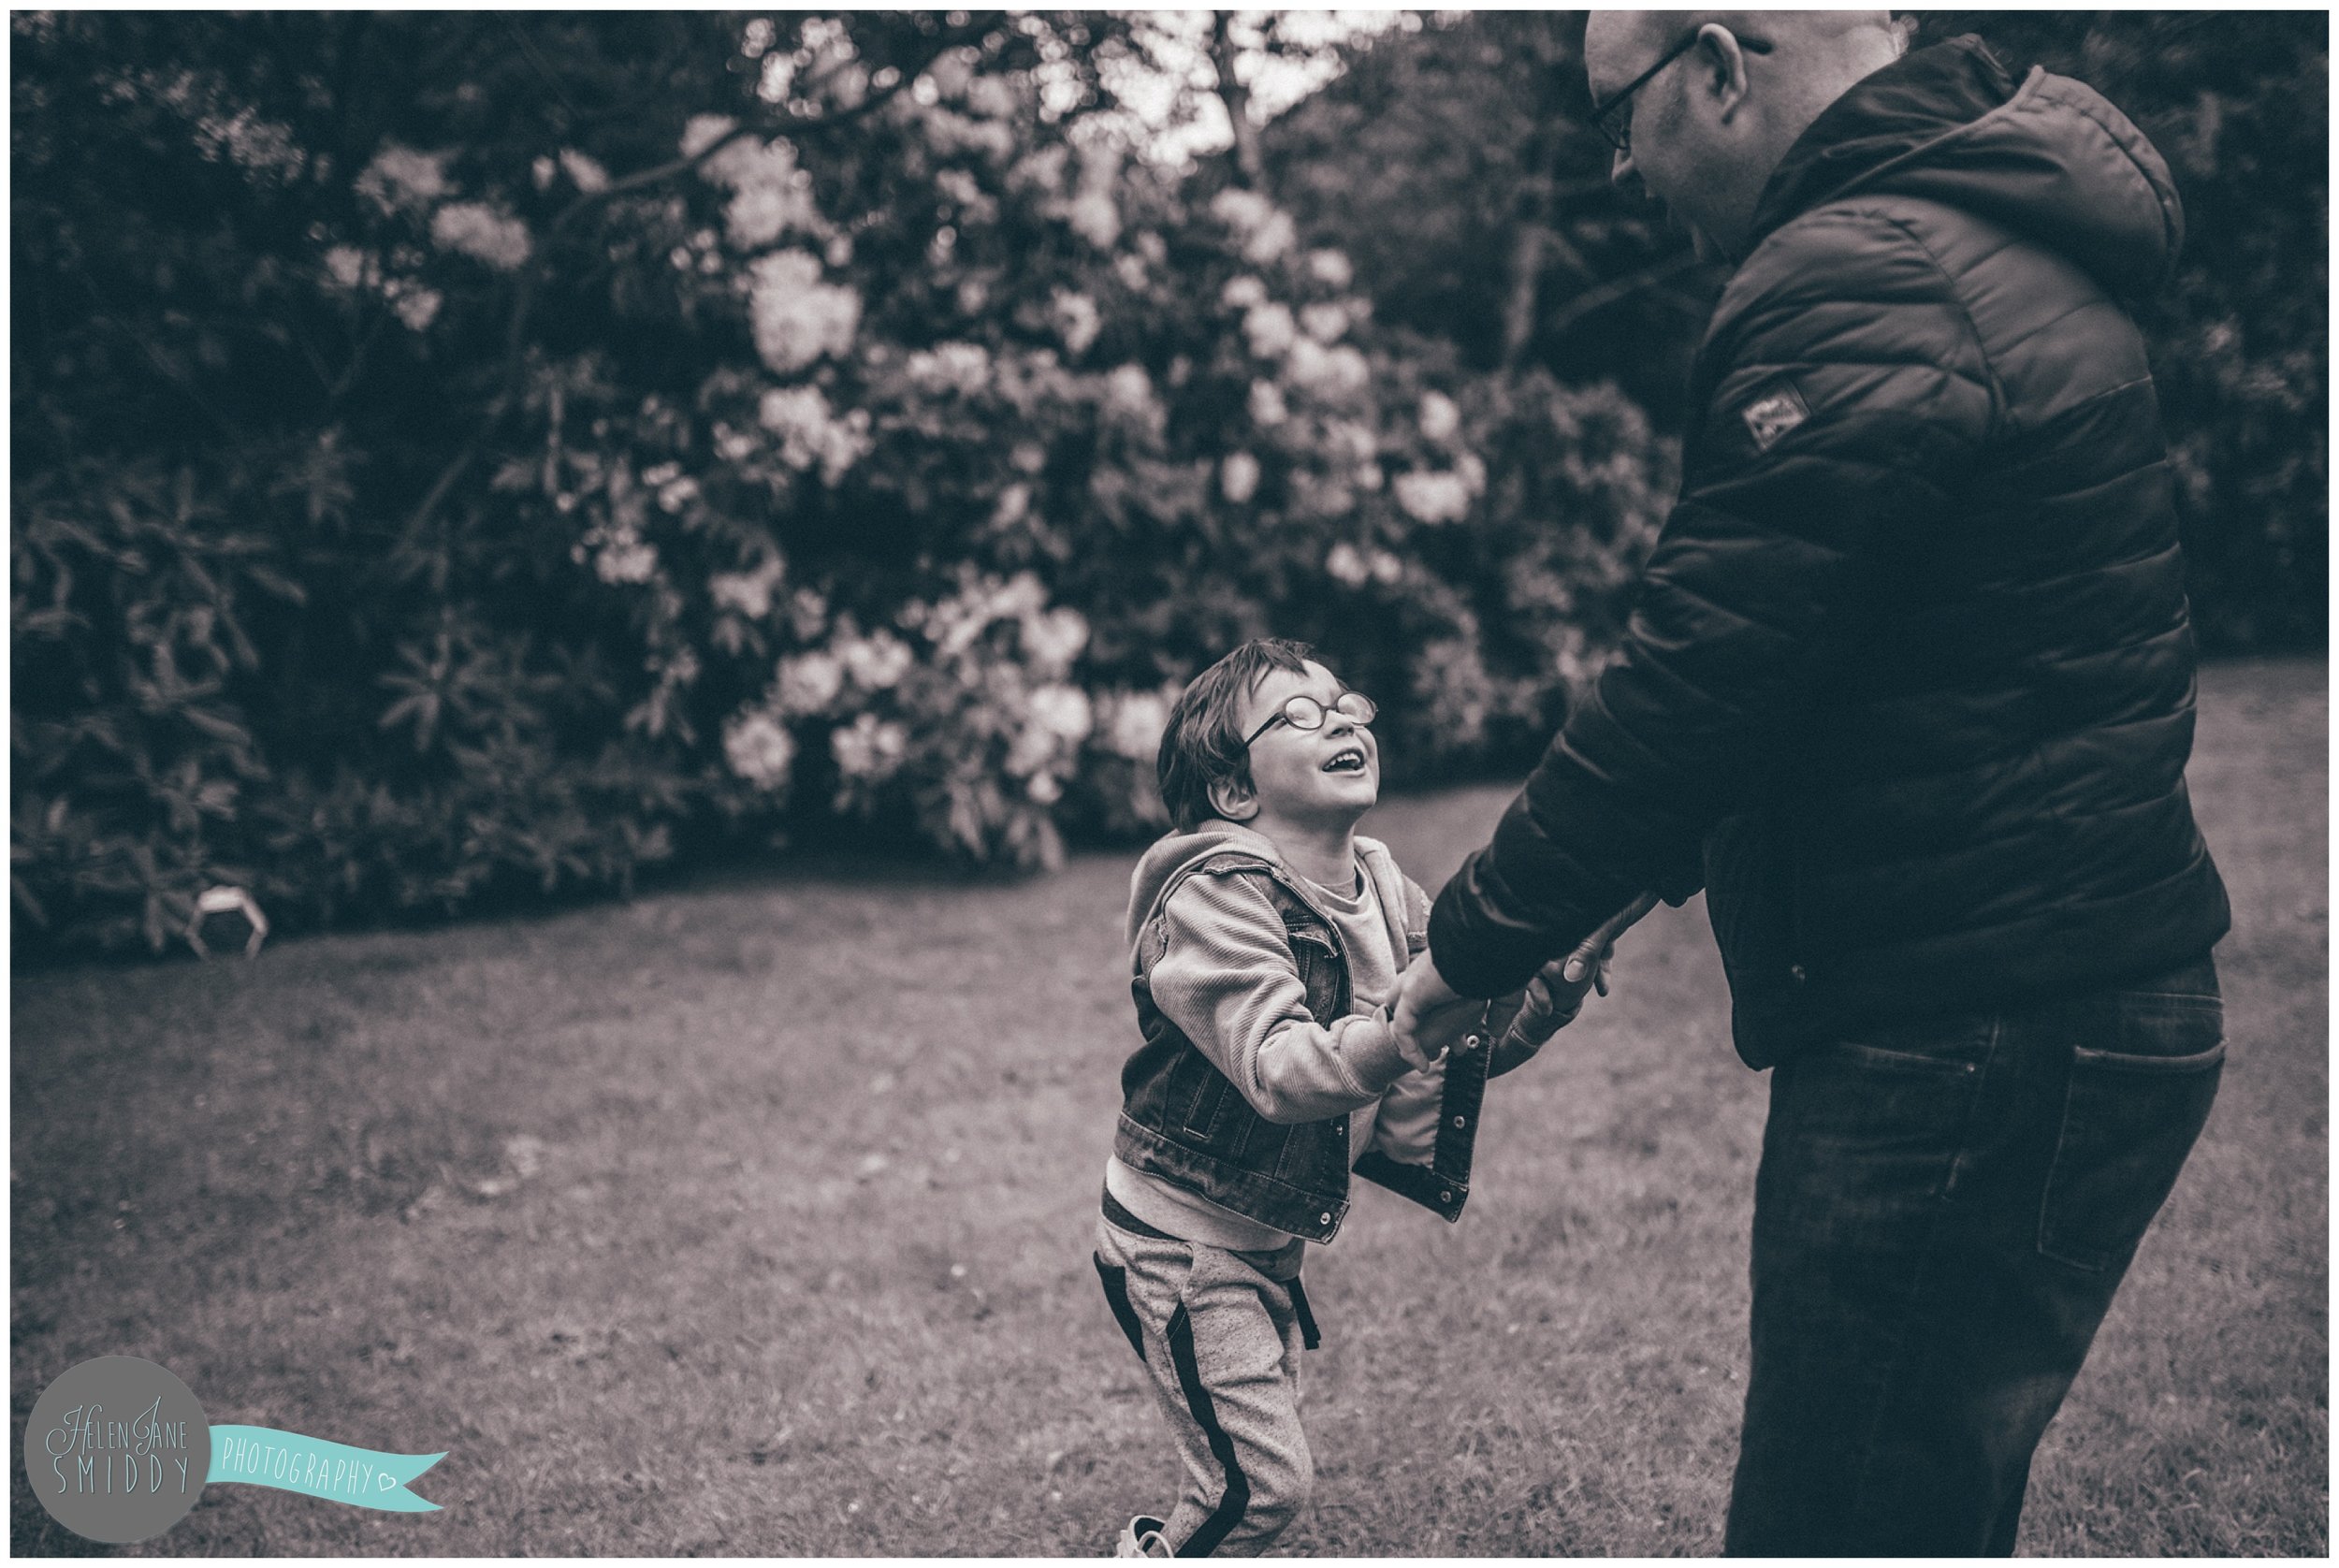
[1125,822,1409,962]
[1746,36,2184,300]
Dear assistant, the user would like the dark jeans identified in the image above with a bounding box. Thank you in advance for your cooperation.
[1723,956,2224,1557]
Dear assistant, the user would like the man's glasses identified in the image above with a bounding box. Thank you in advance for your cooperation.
[1243,690,1377,748]
[1591,28,1773,154]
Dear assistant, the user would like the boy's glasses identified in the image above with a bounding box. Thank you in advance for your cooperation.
[1243,690,1377,748]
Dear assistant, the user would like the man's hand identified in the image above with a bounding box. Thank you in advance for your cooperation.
[1484,892,1662,1075]
[1390,953,1480,1066]
[1559,891,1662,994]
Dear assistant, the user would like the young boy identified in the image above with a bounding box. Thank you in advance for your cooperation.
[1094,638,1600,1557]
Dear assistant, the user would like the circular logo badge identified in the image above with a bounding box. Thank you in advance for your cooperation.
[22,1357,210,1543]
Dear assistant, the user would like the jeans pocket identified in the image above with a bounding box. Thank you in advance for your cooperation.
[1766,1022,1993,1219]
[2038,998,2225,1272]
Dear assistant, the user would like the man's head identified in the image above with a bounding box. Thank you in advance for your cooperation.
[1156,639,1380,835]
[1585,10,1907,262]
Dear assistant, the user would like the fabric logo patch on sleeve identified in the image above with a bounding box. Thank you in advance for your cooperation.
[1739,380,1811,452]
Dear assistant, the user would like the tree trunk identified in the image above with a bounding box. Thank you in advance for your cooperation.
[1209,13,1264,188]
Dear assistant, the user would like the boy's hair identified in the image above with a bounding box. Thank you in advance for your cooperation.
[1156,638,1317,833]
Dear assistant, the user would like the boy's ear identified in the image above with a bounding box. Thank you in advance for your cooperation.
[1206,773,1259,823]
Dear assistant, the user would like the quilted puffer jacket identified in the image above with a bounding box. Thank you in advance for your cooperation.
[1429,37,2230,1066]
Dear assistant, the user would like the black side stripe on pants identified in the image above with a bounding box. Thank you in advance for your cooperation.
[1286,1277,1320,1351]
[1093,1255,1147,1360]
[1166,1302,1250,1558]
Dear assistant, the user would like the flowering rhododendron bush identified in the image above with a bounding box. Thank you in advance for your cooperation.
[13,11,1668,955]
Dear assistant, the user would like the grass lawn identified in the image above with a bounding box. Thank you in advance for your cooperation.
[11,658,2326,1556]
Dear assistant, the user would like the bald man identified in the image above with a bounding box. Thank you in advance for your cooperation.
[1396,12,2230,1556]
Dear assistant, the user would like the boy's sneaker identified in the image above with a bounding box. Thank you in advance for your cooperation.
[1115,1516,1172,1558]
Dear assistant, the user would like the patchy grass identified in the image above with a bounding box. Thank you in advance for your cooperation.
[11,659,2324,1556]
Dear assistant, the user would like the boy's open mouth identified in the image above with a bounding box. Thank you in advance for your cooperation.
[1322,747,1368,775]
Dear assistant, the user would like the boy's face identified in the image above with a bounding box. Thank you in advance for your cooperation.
[1222,661,1380,829]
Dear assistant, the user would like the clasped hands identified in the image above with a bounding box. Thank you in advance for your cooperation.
[1392,893,1660,1066]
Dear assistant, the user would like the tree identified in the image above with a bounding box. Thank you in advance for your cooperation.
[13,11,1672,956]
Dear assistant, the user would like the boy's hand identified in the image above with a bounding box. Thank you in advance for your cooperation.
[1390,954,1480,1066]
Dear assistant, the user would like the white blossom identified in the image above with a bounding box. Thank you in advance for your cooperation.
[1248,380,1287,428]
[1242,303,1297,359]
[1101,690,1171,761]
[1286,341,1370,401]
[710,558,786,620]
[1104,364,1156,418]
[355,143,451,215]
[1052,290,1101,356]
[1065,190,1120,250]
[703,136,819,249]
[1328,420,1379,464]
[905,341,993,397]
[1221,275,1270,310]
[559,148,609,194]
[1210,188,1296,265]
[322,245,374,292]
[838,629,915,690]
[1419,390,1462,443]
[1394,470,1473,525]
[748,252,861,374]
[385,281,442,332]
[777,650,845,715]
[1028,683,1094,745]
[758,385,872,484]
[1325,541,1370,587]
[1022,606,1090,678]
[965,76,1020,121]
[723,709,796,791]
[430,201,532,271]
[1221,451,1261,505]
[831,712,908,783]
[1300,302,1349,344]
[1306,249,1356,290]
[595,538,658,583]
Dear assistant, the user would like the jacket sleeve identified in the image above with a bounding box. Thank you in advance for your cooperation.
[1429,209,1998,997]
[1360,1054,1447,1165]
[1148,869,1415,1124]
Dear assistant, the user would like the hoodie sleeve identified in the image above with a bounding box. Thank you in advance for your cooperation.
[1147,869,1415,1125]
[1427,210,1996,997]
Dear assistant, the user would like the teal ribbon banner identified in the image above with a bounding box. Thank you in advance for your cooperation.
[206,1425,443,1512]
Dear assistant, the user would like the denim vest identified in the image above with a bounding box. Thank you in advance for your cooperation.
[1113,851,1491,1242]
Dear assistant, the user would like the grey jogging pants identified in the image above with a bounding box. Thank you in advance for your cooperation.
[1093,1212,1322,1557]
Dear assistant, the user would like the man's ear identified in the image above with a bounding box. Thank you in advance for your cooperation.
[1695,24,1753,114]
[1207,774,1259,822]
